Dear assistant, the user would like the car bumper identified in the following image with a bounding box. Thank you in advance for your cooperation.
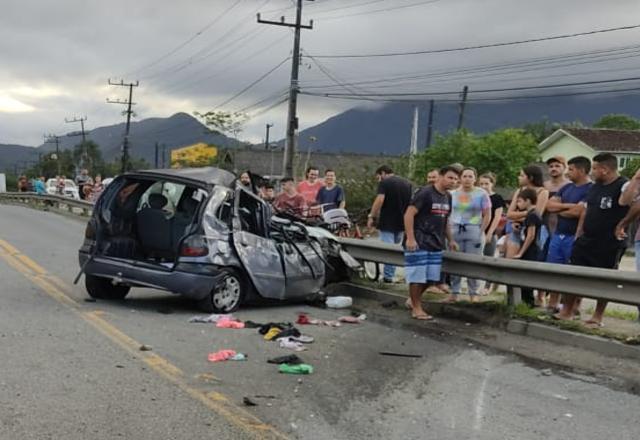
[79,251,226,300]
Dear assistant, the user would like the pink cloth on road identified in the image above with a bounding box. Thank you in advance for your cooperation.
[216,318,245,329]
[208,350,237,362]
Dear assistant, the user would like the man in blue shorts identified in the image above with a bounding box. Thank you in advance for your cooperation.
[544,156,592,312]
[404,165,460,320]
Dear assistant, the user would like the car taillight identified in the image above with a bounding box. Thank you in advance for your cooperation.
[85,221,96,240]
[180,235,209,257]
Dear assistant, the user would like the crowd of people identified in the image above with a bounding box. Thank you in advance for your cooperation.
[17,169,106,203]
[366,156,640,327]
[242,167,346,219]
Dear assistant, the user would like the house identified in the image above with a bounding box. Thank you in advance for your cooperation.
[539,128,640,169]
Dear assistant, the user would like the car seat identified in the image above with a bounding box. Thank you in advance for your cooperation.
[171,194,199,249]
[137,193,172,258]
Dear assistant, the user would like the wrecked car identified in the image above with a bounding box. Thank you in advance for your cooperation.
[77,167,360,312]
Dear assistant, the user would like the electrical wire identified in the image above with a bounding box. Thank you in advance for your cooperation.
[311,23,640,58]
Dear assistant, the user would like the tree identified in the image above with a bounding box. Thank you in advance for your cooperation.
[414,128,539,188]
[621,158,640,179]
[194,110,248,141]
[593,114,640,130]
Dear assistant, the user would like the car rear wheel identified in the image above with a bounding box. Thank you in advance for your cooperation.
[197,268,245,313]
[85,274,130,300]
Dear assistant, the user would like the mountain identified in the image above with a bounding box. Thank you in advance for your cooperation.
[35,112,236,164]
[0,144,38,173]
[294,94,640,155]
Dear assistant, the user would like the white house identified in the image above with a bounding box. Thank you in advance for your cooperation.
[539,128,640,169]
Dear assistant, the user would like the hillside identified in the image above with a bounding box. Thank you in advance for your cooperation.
[295,94,640,155]
[0,144,38,173]
[35,112,235,164]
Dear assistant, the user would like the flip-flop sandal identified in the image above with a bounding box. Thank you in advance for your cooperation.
[426,286,446,294]
[412,313,434,321]
[584,320,604,328]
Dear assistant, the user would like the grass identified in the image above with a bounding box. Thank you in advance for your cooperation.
[584,306,639,322]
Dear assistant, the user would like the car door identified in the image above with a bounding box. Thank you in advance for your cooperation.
[231,188,286,299]
[278,224,325,298]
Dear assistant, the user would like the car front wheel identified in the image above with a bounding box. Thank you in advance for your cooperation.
[85,274,130,300]
[197,269,245,313]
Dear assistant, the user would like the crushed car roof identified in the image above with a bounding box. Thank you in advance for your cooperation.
[128,167,236,188]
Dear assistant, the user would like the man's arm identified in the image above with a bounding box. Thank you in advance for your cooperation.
[338,187,346,209]
[480,206,492,235]
[619,169,640,206]
[575,203,587,237]
[615,201,640,240]
[558,204,584,218]
[545,196,565,213]
[446,217,458,251]
[367,194,385,228]
[404,205,418,251]
[486,207,503,238]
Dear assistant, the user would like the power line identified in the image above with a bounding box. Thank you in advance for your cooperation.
[311,23,640,58]
[303,74,640,97]
[214,57,290,109]
[314,0,441,21]
[125,0,244,76]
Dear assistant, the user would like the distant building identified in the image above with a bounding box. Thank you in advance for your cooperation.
[539,128,640,169]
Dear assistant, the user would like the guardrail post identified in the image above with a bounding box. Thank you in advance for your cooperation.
[506,285,522,306]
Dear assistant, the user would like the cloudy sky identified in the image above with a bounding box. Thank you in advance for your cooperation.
[2,0,640,146]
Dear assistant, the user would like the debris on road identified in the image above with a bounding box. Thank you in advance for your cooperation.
[379,351,423,358]
[279,363,313,374]
[215,317,245,329]
[189,313,234,324]
[268,354,303,365]
[380,300,398,309]
[326,296,353,309]
[296,313,341,327]
[207,349,247,362]
[278,337,308,352]
[139,344,153,351]
[338,314,367,324]
[264,327,282,341]
[243,396,258,406]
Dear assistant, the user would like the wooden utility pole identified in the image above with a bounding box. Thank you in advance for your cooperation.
[457,85,469,131]
[425,100,435,148]
[107,79,139,173]
[409,106,419,177]
[264,123,273,150]
[257,0,314,178]
[43,134,61,175]
[65,116,89,168]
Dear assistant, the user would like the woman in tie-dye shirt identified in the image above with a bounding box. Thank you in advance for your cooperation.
[446,167,491,302]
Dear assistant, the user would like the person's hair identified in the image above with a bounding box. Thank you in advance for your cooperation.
[428,168,439,174]
[461,166,477,178]
[325,169,335,175]
[479,172,497,185]
[263,182,274,190]
[375,165,393,175]
[280,177,294,184]
[592,153,618,171]
[240,170,250,178]
[567,156,591,174]
[439,165,461,176]
[305,166,319,177]
[522,165,544,187]
[518,188,538,205]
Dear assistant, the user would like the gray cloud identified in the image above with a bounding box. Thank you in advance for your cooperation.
[1,0,639,146]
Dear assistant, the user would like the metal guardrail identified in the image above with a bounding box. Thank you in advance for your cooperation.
[338,237,640,307]
[0,192,93,217]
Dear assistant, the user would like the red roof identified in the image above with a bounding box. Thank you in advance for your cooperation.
[565,128,640,153]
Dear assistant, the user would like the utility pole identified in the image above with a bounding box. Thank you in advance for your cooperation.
[457,85,469,131]
[43,134,61,175]
[409,106,419,178]
[65,116,88,169]
[257,0,314,178]
[107,79,139,174]
[264,123,273,150]
[154,142,159,168]
[425,100,435,148]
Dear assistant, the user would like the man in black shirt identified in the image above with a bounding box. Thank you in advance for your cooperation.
[367,165,413,282]
[556,153,629,326]
[404,165,460,320]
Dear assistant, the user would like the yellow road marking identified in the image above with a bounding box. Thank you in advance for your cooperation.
[0,240,289,440]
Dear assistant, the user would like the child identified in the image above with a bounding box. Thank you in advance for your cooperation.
[512,188,542,306]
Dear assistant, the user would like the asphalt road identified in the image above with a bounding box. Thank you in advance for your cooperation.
[0,204,639,440]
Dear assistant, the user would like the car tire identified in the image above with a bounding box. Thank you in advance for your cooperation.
[85,274,130,300]
[197,268,245,313]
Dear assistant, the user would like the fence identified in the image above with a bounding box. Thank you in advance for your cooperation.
[0,192,93,217]
[337,237,640,307]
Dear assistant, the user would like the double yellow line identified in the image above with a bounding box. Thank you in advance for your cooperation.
[0,238,289,440]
